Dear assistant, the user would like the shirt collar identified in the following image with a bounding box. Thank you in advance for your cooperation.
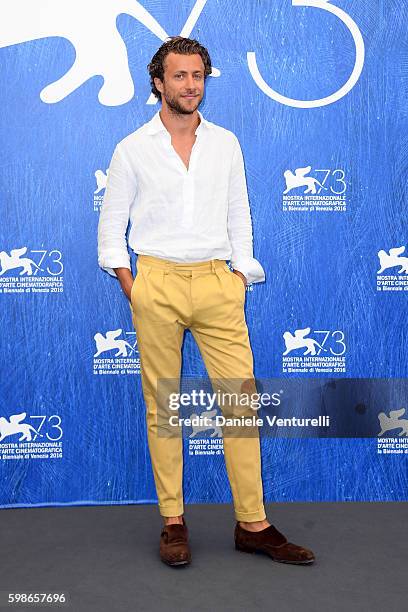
[146,110,211,136]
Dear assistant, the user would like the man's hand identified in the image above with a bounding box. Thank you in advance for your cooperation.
[113,267,134,301]
[233,269,247,287]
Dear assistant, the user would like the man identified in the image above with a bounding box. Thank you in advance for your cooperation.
[98,36,315,567]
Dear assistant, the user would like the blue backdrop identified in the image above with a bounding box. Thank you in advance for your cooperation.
[1,0,407,508]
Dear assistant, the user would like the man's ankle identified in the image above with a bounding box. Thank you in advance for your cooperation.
[164,515,184,525]
[239,519,270,532]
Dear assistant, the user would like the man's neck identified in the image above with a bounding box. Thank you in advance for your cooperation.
[159,106,200,138]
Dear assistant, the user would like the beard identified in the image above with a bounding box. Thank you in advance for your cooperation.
[163,90,202,115]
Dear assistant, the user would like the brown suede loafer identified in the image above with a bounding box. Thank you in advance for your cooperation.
[160,517,191,566]
[235,522,315,565]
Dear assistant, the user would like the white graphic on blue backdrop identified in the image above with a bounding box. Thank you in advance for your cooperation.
[247,0,365,108]
[0,248,43,276]
[283,166,327,195]
[0,413,43,442]
[377,247,408,274]
[0,0,219,106]
[94,168,109,195]
[283,328,327,356]
[0,0,166,105]
[189,409,222,438]
[94,329,137,357]
[378,409,408,437]
[1,0,405,502]
[0,1,361,108]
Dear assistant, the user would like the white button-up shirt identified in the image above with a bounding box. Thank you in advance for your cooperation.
[97,110,265,284]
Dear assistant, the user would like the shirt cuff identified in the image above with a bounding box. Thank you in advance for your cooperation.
[230,256,266,284]
[98,250,131,278]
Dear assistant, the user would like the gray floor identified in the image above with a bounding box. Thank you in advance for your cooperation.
[0,502,406,612]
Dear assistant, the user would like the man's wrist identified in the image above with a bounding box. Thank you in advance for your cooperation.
[113,267,133,285]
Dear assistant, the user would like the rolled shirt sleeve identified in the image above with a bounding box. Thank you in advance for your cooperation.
[227,136,266,284]
[97,143,137,278]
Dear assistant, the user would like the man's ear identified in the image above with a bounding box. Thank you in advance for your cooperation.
[154,77,164,94]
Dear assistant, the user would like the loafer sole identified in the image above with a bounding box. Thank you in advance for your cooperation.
[161,556,191,567]
[235,543,315,565]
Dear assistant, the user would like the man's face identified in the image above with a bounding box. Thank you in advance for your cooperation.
[155,52,205,115]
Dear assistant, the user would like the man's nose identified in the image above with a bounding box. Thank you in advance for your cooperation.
[185,75,196,89]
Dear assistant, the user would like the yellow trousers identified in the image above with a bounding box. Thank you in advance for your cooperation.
[129,254,266,522]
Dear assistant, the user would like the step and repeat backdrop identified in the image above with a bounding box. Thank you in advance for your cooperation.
[1,1,407,508]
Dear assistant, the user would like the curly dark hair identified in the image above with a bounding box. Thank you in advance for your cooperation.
[147,36,212,101]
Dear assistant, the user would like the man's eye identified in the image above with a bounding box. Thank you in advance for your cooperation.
[194,74,203,79]
[175,74,183,79]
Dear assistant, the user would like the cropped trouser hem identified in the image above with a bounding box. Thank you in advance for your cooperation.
[234,506,267,522]
[158,503,185,517]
